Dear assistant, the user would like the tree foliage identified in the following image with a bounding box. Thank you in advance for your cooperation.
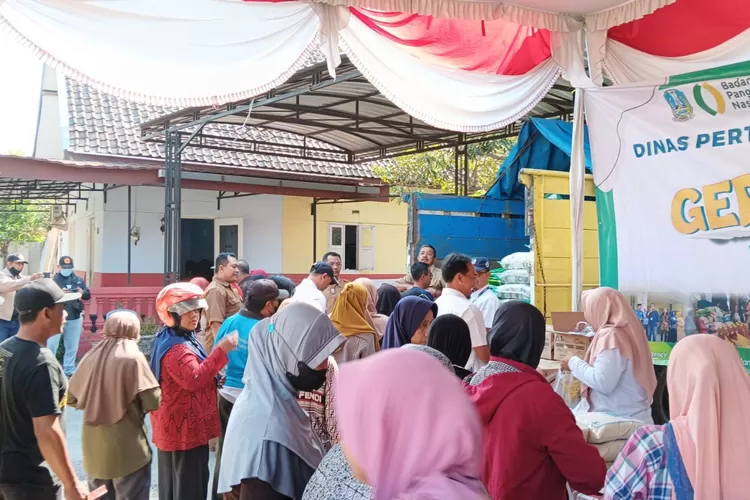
[373,138,516,195]
[0,202,50,260]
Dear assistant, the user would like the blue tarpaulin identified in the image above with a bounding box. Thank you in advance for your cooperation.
[486,118,592,200]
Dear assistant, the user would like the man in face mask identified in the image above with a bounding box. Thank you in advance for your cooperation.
[0,254,43,342]
[47,256,91,377]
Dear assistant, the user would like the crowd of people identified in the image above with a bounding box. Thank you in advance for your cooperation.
[1,245,749,500]
[635,304,683,343]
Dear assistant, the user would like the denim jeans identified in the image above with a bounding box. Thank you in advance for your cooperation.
[47,316,83,377]
[0,318,19,343]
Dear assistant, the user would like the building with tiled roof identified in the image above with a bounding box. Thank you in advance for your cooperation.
[62,77,379,179]
[29,65,406,304]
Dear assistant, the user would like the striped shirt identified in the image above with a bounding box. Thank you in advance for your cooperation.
[604,425,673,500]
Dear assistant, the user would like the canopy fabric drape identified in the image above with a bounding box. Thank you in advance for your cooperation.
[339,9,562,131]
[599,0,750,83]
[346,9,551,75]
[0,0,571,131]
[259,0,677,31]
[0,0,322,106]
[2,0,748,125]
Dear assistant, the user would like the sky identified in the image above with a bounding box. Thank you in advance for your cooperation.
[0,30,43,155]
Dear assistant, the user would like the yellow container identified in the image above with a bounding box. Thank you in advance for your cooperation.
[519,169,599,322]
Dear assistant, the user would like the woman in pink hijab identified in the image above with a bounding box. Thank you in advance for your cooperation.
[604,334,750,499]
[353,278,389,338]
[562,287,656,422]
[335,348,487,500]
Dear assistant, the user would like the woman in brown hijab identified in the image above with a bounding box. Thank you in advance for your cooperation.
[353,278,389,339]
[68,310,161,500]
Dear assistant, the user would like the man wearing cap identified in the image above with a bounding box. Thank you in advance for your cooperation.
[0,279,89,499]
[210,279,288,500]
[203,252,241,353]
[292,262,338,314]
[0,254,43,342]
[470,257,502,332]
[47,256,91,377]
[321,252,348,314]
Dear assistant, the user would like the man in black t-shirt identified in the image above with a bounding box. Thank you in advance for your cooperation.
[0,279,89,500]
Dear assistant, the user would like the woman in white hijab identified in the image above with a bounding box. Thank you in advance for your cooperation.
[218,302,346,500]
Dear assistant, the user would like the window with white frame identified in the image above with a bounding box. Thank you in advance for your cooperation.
[327,223,375,271]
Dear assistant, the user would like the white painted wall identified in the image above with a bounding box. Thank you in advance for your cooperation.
[32,66,65,159]
[61,191,102,278]
[85,186,285,273]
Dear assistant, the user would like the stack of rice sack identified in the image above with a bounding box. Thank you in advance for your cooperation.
[575,412,645,467]
[494,252,532,303]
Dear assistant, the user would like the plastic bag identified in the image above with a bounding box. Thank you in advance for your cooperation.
[574,321,595,337]
[495,284,531,302]
[553,369,581,408]
[500,251,532,270]
[575,411,645,444]
[488,267,505,286]
[496,269,530,285]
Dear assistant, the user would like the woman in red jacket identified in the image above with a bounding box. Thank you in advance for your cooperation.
[148,283,238,500]
[464,300,605,500]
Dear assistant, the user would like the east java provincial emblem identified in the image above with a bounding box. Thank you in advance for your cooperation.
[663,89,695,122]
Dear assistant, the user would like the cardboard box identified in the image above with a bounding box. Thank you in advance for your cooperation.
[541,326,555,360]
[536,358,561,383]
[551,312,591,360]
[551,312,587,333]
[554,332,592,360]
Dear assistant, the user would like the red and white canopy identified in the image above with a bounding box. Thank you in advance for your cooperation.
[251,0,678,31]
[0,0,748,131]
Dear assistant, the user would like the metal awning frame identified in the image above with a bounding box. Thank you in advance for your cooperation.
[139,57,575,165]
[0,179,121,208]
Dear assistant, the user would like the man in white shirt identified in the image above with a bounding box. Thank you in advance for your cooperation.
[434,253,489,372]
[291,262,338,314]
[470,257,502,332]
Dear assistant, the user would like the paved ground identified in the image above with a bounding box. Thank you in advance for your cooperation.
[64,407,217,500]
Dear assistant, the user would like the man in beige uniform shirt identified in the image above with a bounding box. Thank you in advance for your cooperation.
[394,244,444,298]
[202,252,241,353]
[0,254,43,342]
[321,252,348,314]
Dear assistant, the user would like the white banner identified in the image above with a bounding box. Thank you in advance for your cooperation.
[585,62,750,295]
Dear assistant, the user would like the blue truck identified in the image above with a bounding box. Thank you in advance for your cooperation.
[405,192,528,263]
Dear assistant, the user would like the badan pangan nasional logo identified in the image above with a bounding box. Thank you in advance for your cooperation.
[692,82,726,116]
